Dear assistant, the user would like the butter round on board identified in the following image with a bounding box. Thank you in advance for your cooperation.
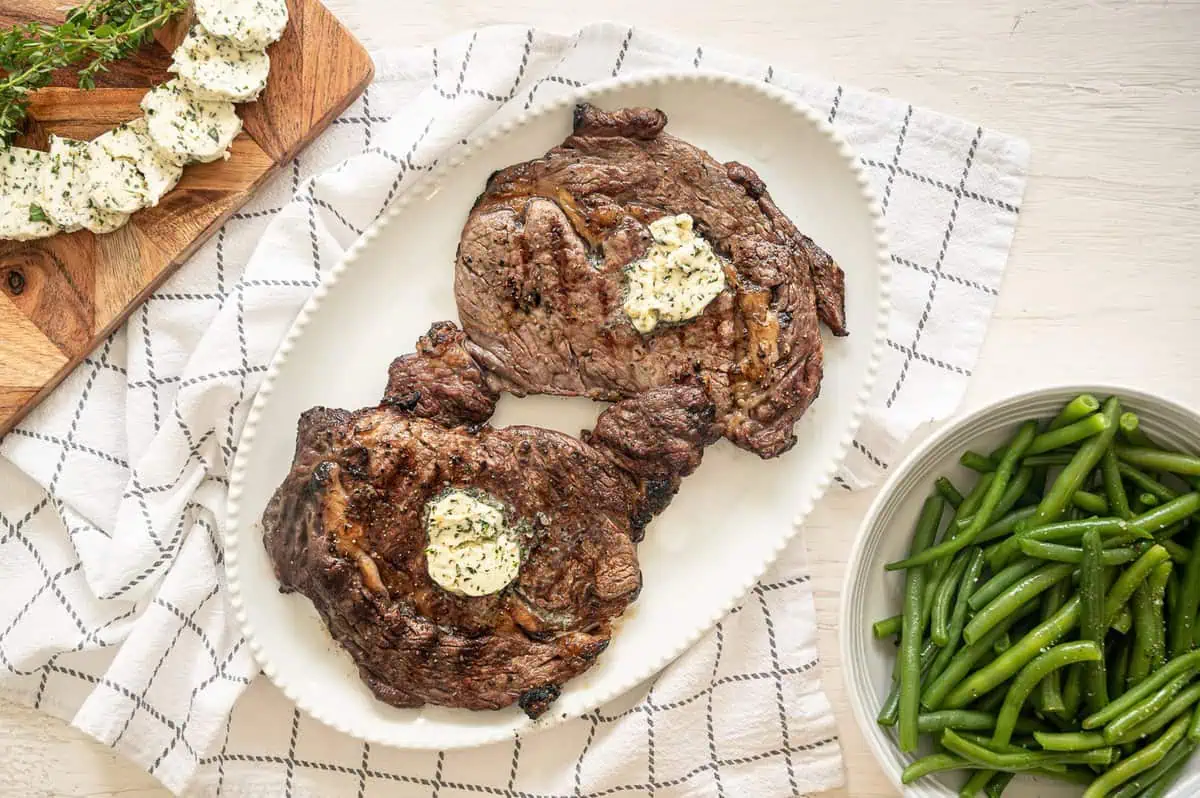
[90,120,184,213]
[0,147,60,241]
[141,80,243,164]
[169,24,270,102]
[195,0,289,51]
[40,136,130,234]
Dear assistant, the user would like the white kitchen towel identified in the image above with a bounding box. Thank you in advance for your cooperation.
[0,22,1029,797]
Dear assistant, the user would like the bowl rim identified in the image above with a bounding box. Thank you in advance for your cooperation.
[839,381,1200,793]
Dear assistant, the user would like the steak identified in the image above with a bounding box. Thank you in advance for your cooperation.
[455,103,847,459]
[262,322,719,717]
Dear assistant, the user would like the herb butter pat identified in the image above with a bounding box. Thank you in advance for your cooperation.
[425,490,521,597]
[623,213,726,334]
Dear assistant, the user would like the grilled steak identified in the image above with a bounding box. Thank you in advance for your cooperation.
[455,103,847,460]
[262,322,719,717]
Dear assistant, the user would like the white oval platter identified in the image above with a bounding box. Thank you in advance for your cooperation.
[226,71,891,749]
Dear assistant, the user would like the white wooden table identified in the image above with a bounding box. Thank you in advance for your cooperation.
[3,1,1198,795]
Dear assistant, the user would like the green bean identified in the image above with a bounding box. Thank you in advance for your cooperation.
[1140,491,1161,508]
[970,559,1043,611]
[944,596,1081,709]
[1071,490,1109,515]
[976,507,1037,546]
[1080,529,1110,714]
[1113,604,1134,634]
[981,467,1033,526]
[1018,538,1138,565]
[1110,638,1131,700]
[936,476,965,508]
[1050,394,1101,431]
[924,602,1040,710]
[1062,662,1083,719]
[928,550,987,685]
[1106,545,1171,625]
[888,423,1038,571]
[1104,671,1193,743]
[988,516,1130,571]
[1109,738,1197,798]
[1161,539,1190,564]
[1026,411,1110,455]
[964,563,1075,645]
[1038,767,1100,786]
[1147,560,1171,669]
[1128,584,1155,689]
[1116,445,1200,477]
[1119,410,1154,447]
[962,450,997,473]
[898,494,944,751]
[1033,730,1108,751]
[872,615,902,639]
[900,752,970,784]
[1037,580,1071,715]
[1129,493,1200,537]
[959,770,994,798]
[932,553,971,646]
[1140,760,1188,798]
[1171,528,1200,660]
[918,710,997,734]
[877,640,938,726]
[1110,681,1200,744]
[1082,714,1190,798]
[1029,396,1121,527]
[1022,453,1074,468]
[1119,461,1180,504]
[942,729,1114,771]
[1083,649,1200,729]
[958,472,997,519]
[1189,695,1200,742]
[1102,446,1134,520]
[985,772,1014,798]
[992,640,1102,746]
[991,632,1011,654]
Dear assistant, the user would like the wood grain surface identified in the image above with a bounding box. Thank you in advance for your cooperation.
[0,0,373,437]
[2,1,1199,797]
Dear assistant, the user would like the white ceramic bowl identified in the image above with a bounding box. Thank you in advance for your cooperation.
[841,384,1200,797]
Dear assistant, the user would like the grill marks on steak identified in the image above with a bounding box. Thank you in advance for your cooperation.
[455,103,848,459]
[262,322,719,717]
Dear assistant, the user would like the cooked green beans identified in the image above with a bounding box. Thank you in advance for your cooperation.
[1018,538,1138,565]
[1082,715,1190,798]
[898,494,945,751]
[1051,394,1100,431]
[1028,397,1122,528]
[1026,411,1110,455]
[1033,730,1108,751]
[963,563,1074,645]
[872,614,902,639]
[1103,671,1193,743]
[1083,649,1200,730]
[936,476,965,508]
[874,395,1200,796]
[1102,447,1134,520]
[888,422,1038,571]
[969,559,1042,610]
[992,640,1102,746]
[1116,445,1200,477]
[1080,529,1110,715]
[932,553,971,646]
[1109,739,1197,798]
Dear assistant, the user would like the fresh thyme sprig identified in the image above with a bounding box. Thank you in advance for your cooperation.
[0,0,188,144]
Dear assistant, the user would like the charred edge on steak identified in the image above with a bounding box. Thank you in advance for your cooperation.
[518,684,562,719]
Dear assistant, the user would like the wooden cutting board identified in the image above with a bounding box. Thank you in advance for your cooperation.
[0,0,372,435]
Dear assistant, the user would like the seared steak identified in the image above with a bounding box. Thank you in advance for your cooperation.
[455,103,847,459]
[262,322,719,717]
